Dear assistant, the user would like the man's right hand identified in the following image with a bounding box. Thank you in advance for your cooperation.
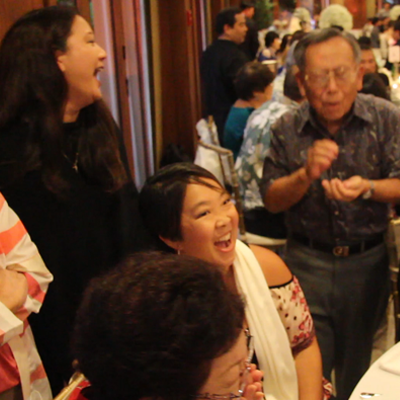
[305,139,339,181]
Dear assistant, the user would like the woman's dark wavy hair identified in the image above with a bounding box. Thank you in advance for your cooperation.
[139,163,224,250]
[0,6,127,194]
[235,62,275,101]
[73,252,245,400]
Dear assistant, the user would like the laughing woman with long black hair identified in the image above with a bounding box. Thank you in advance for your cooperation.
[0,6,154,395]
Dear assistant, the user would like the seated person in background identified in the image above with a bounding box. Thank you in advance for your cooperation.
[72,252,263,400]
[224,63,275,160]
[235,67,305,239]
[360,73,391,101]
[0,193,53,400]
[359,41,392,87]
[359,40,378,73]
[258,31,281,62]
[140,163,332,400]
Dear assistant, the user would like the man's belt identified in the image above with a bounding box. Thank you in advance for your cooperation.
[291,233,384,257]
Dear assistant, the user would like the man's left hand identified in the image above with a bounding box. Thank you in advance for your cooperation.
[322,176,368,202]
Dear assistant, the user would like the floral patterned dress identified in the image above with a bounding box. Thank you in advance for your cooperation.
[271,276,333,399]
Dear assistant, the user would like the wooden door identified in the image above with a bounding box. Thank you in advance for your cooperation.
[0,0,44,41]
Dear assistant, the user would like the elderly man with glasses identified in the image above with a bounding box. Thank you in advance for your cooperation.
[260,28,400,400]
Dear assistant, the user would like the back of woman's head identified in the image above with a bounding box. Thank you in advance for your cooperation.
[235,62,275,100]
[278,34,292,54]
[73,252,245,400]
[139,163,222,243]
[360,73,391,101]
[0,6,77,128]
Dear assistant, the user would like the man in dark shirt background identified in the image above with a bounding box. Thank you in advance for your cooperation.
[239,1,260,61]
[200,7,249,144]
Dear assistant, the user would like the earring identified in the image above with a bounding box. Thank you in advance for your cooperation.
[177,249,181,255]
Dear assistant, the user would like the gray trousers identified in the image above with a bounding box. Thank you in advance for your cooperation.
[283,240,389,400]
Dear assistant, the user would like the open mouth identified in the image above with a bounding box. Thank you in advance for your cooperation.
[94,66,104,77]
[214,232,232,249]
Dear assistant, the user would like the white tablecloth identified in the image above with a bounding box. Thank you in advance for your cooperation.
[349,342,400,400]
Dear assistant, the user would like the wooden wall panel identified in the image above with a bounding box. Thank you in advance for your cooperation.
[0,0,45,42]
[76,0,91,23]
[345,0,366,29]
[108,0,135,176]
[157,0,203,159]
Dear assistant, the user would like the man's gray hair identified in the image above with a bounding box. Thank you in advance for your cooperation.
[294,28,361,72]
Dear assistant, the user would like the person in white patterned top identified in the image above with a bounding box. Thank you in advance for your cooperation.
[235,67,305,238]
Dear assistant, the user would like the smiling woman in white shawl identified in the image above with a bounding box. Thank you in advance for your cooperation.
[140,163,332,400]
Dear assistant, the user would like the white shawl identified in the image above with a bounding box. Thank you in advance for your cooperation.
[233,240,298,400]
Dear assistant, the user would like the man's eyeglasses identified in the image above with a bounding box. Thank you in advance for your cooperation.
[304,65,357,89]
[193,335,255,400]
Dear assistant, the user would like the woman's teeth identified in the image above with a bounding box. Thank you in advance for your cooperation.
[214,233,232,248]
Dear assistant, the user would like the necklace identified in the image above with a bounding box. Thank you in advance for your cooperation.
[63,152,79,172]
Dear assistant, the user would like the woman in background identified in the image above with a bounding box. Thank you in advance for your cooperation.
[0,6,154,394]
[258,31,281,62]
[224,62,274,160]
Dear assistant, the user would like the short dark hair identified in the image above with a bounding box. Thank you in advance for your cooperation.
[235,62,274,100]
[265,31,280,48]
[240,1,255,11]
[294,28,361,72]
[73,252,245,400]
[358,36,372,47]
[284,67,303,102]
[360,73,391,100]
[139,163,223,243]
[216,7,242,35]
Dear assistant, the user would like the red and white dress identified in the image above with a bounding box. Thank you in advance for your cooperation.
[0,193,53,400]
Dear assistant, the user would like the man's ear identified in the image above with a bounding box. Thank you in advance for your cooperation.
[55,50,66,72]
[295,70,307,97]
[223,23,232,36]
[159,236,181,252]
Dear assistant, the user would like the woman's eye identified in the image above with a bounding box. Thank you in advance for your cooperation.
[196,210,210,218]
[223,198,232,205]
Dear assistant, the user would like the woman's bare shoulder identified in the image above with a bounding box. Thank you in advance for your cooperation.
[249,244,292,287]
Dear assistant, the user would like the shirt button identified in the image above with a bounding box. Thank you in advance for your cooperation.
[334,211,339,216]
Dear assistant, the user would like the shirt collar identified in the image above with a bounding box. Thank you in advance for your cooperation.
[295,94,374,135]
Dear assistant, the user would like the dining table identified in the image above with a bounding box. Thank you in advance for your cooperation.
[349,341,400,400]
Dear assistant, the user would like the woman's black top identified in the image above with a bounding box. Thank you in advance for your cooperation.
[0,121,156,394]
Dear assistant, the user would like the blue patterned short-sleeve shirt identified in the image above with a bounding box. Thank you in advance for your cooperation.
[235,100,293,210]
[260,94,400,243]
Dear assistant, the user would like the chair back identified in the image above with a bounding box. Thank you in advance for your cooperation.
[195,116,220,146]
[53,372,86,400]
[386,218,400,341]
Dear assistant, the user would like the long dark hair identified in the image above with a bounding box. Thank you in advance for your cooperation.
[0,6,127,194]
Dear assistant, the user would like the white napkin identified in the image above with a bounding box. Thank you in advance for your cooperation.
[379,343,400,375]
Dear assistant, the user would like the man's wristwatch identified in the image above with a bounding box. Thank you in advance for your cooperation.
[362,180,375,200]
